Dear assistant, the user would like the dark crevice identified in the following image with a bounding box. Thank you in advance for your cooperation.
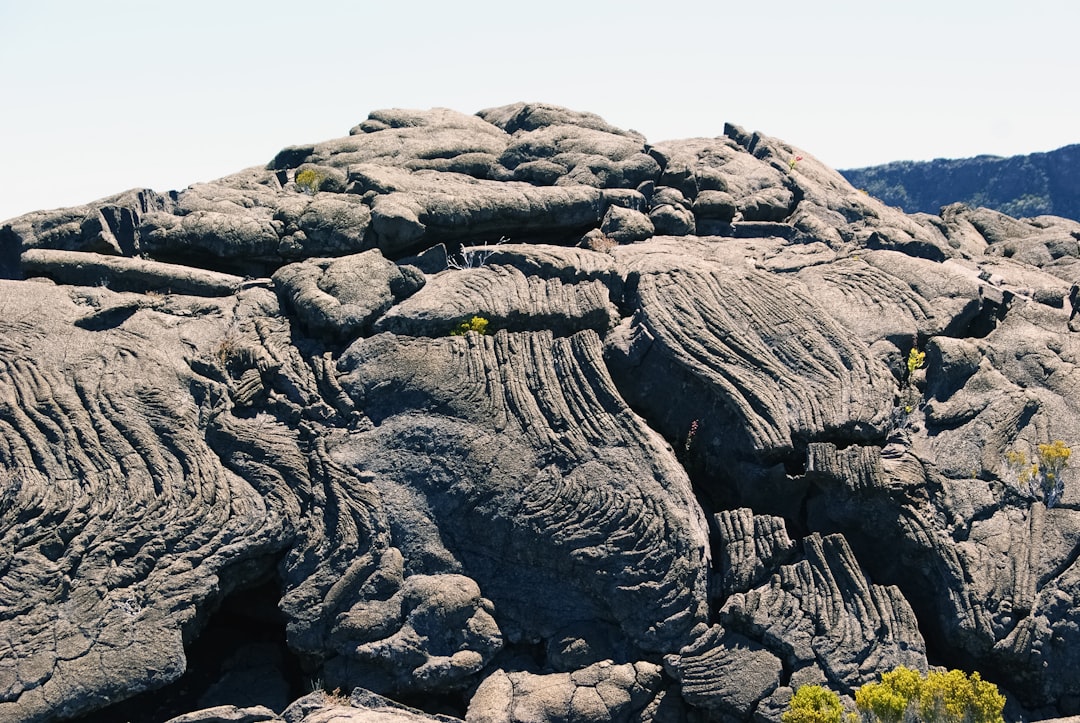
[388,228,598,263]
[73,575,305,723]
[786,478,819,542]
[1,225,24,279]
[917,616,980,679]
[390,690,468,719]
[147,250,280,280]
[73,304,141,331]
[777,657,794,688]
[960,289,1012,338]
[99,206,141,257]
[782,450,807,477]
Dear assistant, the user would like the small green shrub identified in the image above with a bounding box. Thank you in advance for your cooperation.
[854,666,1005,723]
[918,669,1004,723]
[783,685,845,723]
[1004,440,1071,507]
[1004,449,1037,485]
[450,316,490,336]
[892,345,926,431]
[1038,440,1071,483]
[855,666,924,723]
[295,168,327,194]
[906,347,926,377]
[785,668,1005,723]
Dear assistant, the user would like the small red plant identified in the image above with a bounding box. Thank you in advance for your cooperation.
[685,419,699,453]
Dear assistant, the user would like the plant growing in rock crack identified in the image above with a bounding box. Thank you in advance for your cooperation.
[306,679,351,705]
[1004,440,1071,507]
[214,319,244,369]
[446,237,507,270]
[450,315,490,336]
[891,344,927,434]
[323,687,351,706]
[906,346,926,379]
[295,168,327,194]
[684,419,699,453]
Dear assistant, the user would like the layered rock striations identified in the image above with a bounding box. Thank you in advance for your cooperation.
[2,103,1080,722]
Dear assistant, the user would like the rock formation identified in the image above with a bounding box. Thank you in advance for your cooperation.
[1,102,1079,722]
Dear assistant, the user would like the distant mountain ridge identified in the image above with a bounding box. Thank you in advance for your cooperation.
[841,143,1080,221]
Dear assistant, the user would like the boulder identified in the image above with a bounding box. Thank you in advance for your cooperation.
[325,574,502,696]
[599,205,654,244]
[347,164,607,253]
[272,250,424,340]
[270,107,510,179]
[21,248,245,295]
[665,627,783,719]
[467,662,663,723]
[372,264,617,337]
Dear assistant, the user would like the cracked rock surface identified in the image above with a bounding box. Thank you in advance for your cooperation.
[2,102,1080,722]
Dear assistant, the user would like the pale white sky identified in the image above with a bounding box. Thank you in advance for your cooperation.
[1,0,1076,222]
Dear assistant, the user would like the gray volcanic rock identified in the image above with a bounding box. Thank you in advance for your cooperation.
[347,164,610,253]
[273,250,425,340]
[479,101,659,189]
[2,103,1080,723]
[165,705,281,723]
[664,523,925,721]
[0,283,292,722]
[373,264,617,337]
[326,573,502,696]
[713,508,797,597]
[272,107,510,179]
[666,627,784,718]
[718,533,926,692]
[331,330,710,664]
[604,237,895,517]
[21,248,245,295]
[169,689,468,722]
[946,204,1080,280]
[466,661,664,723]
[2,188,173,257]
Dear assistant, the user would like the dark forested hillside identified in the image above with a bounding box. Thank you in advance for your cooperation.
[841,144,1080,221]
